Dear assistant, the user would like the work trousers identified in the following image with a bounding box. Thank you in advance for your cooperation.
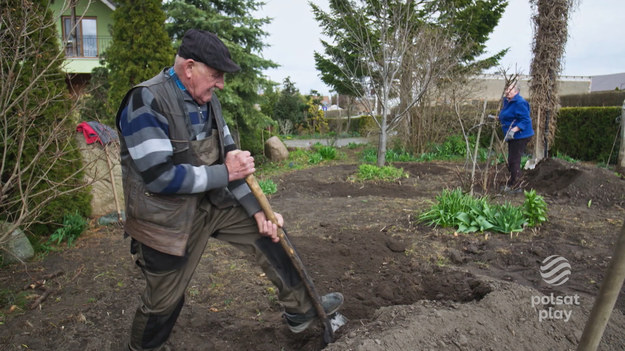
[507,136,531,187]
[127,200,311,351]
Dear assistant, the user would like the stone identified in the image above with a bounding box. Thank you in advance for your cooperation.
[1,222,34,263]
[264,136,289,162]
[385,238,406,253]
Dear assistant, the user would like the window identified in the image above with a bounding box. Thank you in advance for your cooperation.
[62,17,97,57]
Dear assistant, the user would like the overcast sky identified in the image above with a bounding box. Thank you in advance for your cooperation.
[255,0,625,96]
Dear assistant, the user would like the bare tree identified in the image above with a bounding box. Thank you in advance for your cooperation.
[529,0,579,162]
[1,1,93,253]
[315,0,462,166]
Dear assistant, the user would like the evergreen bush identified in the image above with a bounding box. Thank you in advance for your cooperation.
[106,0,174,117]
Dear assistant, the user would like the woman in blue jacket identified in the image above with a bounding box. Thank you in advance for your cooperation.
[498,84,534,192]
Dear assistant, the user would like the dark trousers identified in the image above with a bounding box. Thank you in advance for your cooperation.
[507,137,531,187]
[127,201,311,351]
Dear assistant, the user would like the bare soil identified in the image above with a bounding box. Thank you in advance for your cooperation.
[2,152,625,351]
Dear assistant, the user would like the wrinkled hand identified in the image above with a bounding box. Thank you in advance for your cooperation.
[254,211,283,243]
[225,150,255,181]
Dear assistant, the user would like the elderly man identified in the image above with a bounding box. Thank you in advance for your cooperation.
[498,83,535,193]
[116,29,342,351]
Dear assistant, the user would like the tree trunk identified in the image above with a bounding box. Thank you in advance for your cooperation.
[529,0,573,162]
[377,119,388,167]
[533,108,545,161]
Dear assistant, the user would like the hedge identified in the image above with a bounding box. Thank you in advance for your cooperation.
[553,106,622,163]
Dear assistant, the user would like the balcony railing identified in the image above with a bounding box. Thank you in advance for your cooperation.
[61,36,112,58]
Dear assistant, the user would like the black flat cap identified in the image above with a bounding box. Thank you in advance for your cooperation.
[178,29,240,73]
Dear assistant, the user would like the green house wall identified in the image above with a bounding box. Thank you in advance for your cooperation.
[50,0,115,74]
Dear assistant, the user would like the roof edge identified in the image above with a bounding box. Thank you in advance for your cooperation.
[100,0,116,11]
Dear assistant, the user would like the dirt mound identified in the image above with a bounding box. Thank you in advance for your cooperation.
[326,278,625,351]
[525,158,625,207]
[294,226,491,322]
[2,159,625,350]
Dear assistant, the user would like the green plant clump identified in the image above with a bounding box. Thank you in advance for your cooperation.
[418,188,473,227]
[419,188,548,234]
[554,151,578,163]
[522,189,548,226]
[356,164,408,182]
[304,144,338,164]
[308,152,324,164]
[317,145,337,160]
[258,179,278,195]
[46,211,88,248]
[288,149,312,166]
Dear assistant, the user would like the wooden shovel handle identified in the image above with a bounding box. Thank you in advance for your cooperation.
[245,175,293,254]
[245,174,334,345]
[245,175,280,225]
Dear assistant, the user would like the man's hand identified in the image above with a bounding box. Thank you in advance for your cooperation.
[254,211,283,243]
[225,150,255,181]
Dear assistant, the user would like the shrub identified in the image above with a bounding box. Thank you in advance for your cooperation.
[356,115,378,136]
[554,107,621,163]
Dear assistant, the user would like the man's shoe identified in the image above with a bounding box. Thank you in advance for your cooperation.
[283,292,344,333]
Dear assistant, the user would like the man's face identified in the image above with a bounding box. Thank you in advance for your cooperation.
[187,61,225,105]
[505,85,519,100]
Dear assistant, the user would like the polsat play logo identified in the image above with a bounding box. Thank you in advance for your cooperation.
[539,255,571,286]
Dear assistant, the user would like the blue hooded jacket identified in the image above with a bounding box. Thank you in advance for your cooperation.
[499,93,534,140]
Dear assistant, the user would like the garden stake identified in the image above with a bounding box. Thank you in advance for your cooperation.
[578,221,625,351]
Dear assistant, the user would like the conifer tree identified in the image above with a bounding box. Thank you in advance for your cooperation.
[273,77,307,128]
[164,0,278,153]
[106,0,174,116]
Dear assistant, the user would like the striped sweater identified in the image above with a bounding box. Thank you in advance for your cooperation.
[117,68,260,216]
